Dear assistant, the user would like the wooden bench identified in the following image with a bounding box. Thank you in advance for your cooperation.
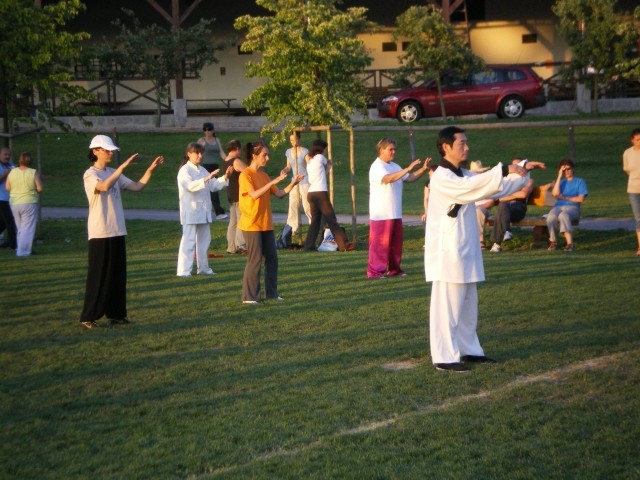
[486,215,579,242]
[187,98,236,111]
[484,184,579,243]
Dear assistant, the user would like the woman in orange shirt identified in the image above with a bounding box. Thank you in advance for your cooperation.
[238,141,302,304]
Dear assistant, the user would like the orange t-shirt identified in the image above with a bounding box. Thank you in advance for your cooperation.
[239,167,277,231]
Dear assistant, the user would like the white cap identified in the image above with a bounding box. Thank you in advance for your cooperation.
[469,160,489,173]
[89,135,120,151]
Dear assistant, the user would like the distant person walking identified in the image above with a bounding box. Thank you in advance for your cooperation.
[303,139,353,252]
[5,152,42,257]
[80,135,164,329]
[623,128,640,256]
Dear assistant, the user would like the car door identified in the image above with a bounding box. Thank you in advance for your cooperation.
[433,71,472,116]
[466,68,503,114]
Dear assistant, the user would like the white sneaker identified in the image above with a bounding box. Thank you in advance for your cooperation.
[503,231,513,242]
[242,300,259,304]
[198,269,216,275]
[216,213,228,220]
[490,243,502,253]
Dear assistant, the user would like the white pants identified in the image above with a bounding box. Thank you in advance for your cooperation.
[177,223,212,276]
[429,281,484,364]
[11,203,38,257]
[286,183,312,234]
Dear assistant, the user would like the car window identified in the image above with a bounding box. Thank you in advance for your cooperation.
[441,72,468,88]
[503,69,527,82]
[472,70,498,85]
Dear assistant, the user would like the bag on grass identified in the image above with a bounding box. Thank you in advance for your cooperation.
[276,224,293,249]
[317,228,338,252]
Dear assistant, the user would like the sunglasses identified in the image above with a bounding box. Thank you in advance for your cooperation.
[203,127,214,131]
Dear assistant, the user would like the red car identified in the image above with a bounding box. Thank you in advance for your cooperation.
[378,65,547,122]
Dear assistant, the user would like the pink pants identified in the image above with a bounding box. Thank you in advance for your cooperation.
[367,219,404,277]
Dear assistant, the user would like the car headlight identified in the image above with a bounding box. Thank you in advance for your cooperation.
[381,95,398,103]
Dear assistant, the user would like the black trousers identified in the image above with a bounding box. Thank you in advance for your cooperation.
[0,200,17,248]
[80,236,127,322]
[203,163,225,215]
[304,191,347,251]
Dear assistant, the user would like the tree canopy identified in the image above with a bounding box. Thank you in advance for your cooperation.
[393,5,484,119]
[95,9,224,126]
[234,0,373,145]
[552,0,639,112]
[0,0,90,135]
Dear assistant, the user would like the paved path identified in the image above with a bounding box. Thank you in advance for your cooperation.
[42,207,635,231]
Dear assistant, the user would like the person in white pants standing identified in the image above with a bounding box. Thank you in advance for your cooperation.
[177,142,231,277]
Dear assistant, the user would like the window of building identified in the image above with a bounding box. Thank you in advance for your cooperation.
[522,33,538,44]
[382,42,397,52]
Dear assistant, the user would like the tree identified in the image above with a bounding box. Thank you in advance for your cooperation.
[552,0,639,113]
[393,5,484,120]
[96,9,224,127]
[234,0,373,146]
[0,0,91,137]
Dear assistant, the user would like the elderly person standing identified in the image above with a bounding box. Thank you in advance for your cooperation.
[546,158,588,252]
[623,128,640,256]
[177,142,232,277]
[425,126,544,372]
[367,137,429,279]
[5,152,42,256]
[80,135,164,329]
[0,147,17,250]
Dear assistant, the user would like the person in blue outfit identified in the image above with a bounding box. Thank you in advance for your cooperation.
[546,158,588,252]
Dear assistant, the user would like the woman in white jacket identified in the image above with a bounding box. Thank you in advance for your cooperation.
[177,142,232,277]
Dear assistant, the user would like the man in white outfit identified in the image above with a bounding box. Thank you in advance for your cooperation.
[424,126,545,372]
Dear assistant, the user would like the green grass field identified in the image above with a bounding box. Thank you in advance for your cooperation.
[2,118,640,478]
[7,118,640,217]
[1,219,639,479]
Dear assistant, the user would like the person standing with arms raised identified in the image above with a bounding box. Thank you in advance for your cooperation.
[238,141,303,304]
[425,126,544,372]
[80,135,164,329]
[367,137,429,279]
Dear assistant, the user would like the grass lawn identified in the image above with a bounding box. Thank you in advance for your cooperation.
[7,117,640,217]
[1,219,639,479]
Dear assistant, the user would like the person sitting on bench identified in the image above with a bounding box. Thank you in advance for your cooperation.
[488,158,535,253]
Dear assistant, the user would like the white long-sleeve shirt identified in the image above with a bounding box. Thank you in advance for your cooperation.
[177,161,227,225]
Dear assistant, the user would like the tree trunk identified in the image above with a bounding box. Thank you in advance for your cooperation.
[436,77,447,120]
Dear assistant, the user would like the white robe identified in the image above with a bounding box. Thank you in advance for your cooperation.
[424,163,530,364]
[424,164,529,283]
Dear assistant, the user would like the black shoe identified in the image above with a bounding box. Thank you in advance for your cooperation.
[109,317,131,325]
[461,355,496,363]
[81,321,97,329]
[435,362,469,372]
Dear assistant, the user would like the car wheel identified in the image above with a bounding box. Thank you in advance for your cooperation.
[397,101,422,123]
[498,96,525,119]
